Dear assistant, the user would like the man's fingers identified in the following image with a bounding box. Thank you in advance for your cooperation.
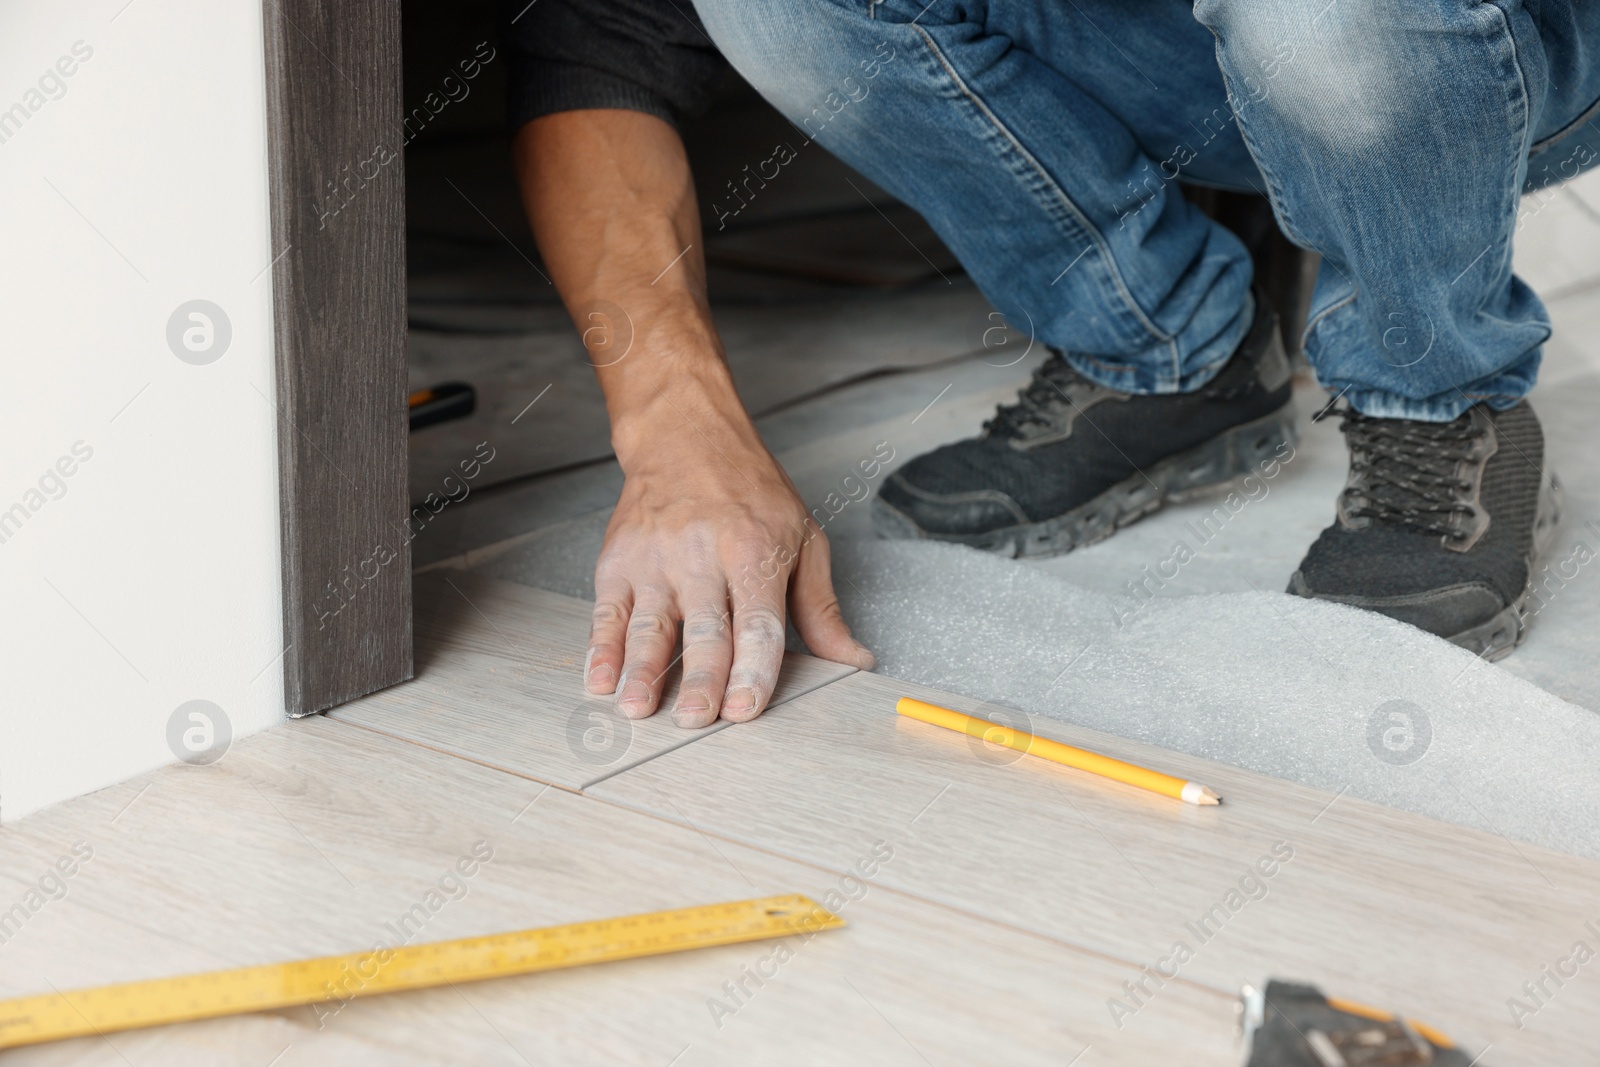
[585,581,632,695]
[723,587,787,724]
[671,584,734,729]
[615,590,678,719]
[790,532,875,670]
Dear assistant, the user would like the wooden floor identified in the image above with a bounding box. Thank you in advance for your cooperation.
[3,577,1597,1065]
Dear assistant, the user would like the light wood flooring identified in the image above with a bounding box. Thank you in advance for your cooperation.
[2,576,1596,1065]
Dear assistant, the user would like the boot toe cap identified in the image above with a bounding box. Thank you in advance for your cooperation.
[1287,569,1509,639]
[874,471,1028,539]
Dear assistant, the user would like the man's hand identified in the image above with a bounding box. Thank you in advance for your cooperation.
[514,109,874,727]
[590,388,874,727]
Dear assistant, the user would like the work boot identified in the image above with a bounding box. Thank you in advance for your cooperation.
[873,290,1297,557]
[1288,401,1561,660]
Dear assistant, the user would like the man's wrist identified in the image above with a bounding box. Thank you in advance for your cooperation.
[575,290,762,469]
[609,362,759,469]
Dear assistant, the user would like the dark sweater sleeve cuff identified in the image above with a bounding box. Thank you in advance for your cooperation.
[507,59,679,130]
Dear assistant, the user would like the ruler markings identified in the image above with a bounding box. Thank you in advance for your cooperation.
[0,894,843,1049]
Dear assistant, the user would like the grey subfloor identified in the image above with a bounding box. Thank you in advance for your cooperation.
[406,275,996,501]
[413,173,1600,859]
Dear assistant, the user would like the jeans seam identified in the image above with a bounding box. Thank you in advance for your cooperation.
[1201,44,1334,371]
[1529,96,1600,156]
[1203,33,1317,254]
[1481,1,1531,286]
[1213,64,1336,358]
[1074,350,1143,375]
[1301,289,1357,351]
[908,23,1180,364]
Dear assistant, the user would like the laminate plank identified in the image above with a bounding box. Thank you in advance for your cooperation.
[327,574,856,790]
[0,716,1233,1065]
[589,670,1600,1065]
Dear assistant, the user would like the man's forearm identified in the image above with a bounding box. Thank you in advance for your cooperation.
[510,107,874,723]
[512,109,753,462]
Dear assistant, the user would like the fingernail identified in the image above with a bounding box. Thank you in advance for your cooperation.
[584,648,615,689]
[672,694,712,728]
[853,642,877,671]
[617,680,653,718]
[723,687,758,717]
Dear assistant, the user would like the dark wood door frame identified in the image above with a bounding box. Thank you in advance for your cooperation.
[262,0,412,715]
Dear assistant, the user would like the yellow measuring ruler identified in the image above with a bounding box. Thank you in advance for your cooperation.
[0,893,843,1050]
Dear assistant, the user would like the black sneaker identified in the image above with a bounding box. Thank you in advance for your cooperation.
[1288,401,1561,660]
[873,291,1297,557]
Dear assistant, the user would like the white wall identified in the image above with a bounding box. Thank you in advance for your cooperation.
[0,0,285,820]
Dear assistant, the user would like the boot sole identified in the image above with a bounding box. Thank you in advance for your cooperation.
[872,403,1300,559]
[1287,472,1564,662]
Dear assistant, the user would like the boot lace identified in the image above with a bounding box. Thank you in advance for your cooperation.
[1326,405,1489,540]
[984,353,1094,439]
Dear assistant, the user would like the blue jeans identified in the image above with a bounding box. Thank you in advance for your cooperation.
[693,0,1600,420]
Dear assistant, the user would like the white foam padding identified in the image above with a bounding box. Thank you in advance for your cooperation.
[832,538,1600,863]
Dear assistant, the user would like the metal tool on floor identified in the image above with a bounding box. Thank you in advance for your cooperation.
[1239,981,1480,1066]
[408,380,476,430]
[0,894,843,1050]
[896,697,1222,805]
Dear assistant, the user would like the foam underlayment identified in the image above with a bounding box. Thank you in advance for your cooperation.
[830,539,1600,862]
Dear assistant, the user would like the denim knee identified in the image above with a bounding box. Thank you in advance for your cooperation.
[1194,0,1421,148]
[1197,0,1539,152]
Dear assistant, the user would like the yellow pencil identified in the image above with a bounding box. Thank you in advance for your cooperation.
[895,697,1222,806]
